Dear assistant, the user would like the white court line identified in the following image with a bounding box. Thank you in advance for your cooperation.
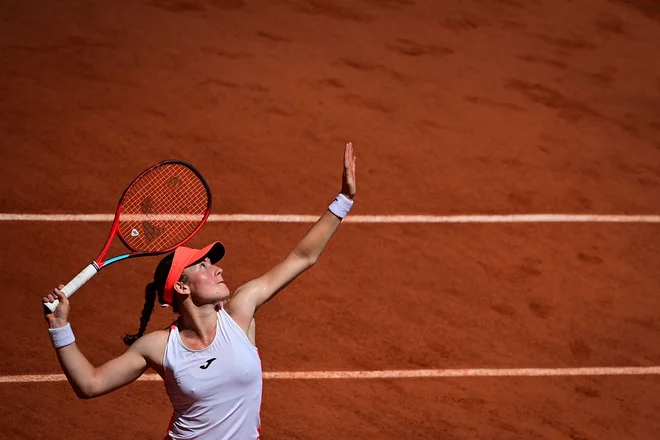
[0,214,659,223]
[2,367,660,383]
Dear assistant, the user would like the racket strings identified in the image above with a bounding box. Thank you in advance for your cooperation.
[118,163,210,252]
[123,174,205,249]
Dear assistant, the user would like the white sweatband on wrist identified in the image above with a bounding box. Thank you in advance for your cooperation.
[328,193,354,219]
[49,323,75,349]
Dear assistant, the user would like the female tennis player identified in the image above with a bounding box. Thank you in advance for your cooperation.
[43,142,357,440]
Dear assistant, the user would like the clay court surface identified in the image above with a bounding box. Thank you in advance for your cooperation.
[1,0,660,438]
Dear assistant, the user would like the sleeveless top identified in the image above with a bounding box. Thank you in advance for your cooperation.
[162,307,262,439]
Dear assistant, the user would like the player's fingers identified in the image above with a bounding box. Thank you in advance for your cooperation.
[53,288,68,303]
[43,294,54,303]
[58,284,65,290]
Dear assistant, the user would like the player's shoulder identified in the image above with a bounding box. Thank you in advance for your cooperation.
[138,328,170,342]
[138,328,170,347]
[130,329,169,364]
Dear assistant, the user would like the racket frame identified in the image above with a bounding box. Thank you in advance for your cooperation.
[43,160,212,314]
[97,160,212,269]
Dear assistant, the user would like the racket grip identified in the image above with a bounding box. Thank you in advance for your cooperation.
[43,263,99,314]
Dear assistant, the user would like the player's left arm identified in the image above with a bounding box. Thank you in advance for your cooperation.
[226,142,357,331]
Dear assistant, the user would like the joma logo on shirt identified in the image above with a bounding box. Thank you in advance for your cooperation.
[200,358,217,370]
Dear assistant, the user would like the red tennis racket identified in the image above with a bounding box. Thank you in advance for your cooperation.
[43,160,212,313]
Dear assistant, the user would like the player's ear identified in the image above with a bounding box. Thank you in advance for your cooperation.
[173,280,189,295]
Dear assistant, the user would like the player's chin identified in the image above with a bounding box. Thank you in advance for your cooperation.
[216,284,231,299]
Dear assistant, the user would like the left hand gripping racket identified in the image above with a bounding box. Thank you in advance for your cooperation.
[43,160,212,313]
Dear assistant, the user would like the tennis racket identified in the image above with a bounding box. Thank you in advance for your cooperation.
[43,160,212,313]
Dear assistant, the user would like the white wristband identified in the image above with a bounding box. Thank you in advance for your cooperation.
[328,193,354,219]
[48,323,75,349]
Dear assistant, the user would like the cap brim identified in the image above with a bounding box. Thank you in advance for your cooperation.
[184,241,226,267]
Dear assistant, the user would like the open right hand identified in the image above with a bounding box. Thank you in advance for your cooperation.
[43,285,70,328]
[341,142,356,199]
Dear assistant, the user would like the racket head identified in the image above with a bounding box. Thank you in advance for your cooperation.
[111,160,212,257]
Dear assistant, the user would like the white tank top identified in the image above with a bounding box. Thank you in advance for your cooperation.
[163,307,262,440]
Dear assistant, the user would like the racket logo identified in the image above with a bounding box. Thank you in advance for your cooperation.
[142,220,164,243]
[141,197,153,215]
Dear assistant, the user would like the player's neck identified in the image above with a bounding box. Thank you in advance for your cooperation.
[178,303,217,344]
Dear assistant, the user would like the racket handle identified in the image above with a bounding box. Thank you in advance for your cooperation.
[43,263,99,314]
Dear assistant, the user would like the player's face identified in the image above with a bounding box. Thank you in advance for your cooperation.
[182,257,230,304]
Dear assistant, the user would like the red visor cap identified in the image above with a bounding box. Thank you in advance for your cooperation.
[162,241,225,305]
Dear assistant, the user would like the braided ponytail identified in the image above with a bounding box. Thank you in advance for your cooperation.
[122,283,157,346]
[123,252,177,346]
